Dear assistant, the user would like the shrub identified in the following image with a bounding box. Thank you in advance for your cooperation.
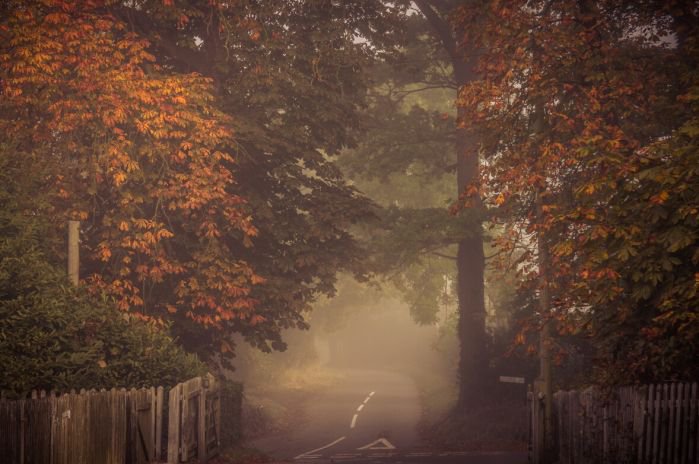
[0,219,206,398]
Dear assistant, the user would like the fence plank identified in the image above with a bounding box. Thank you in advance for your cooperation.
[668,383,676,464]
[651,384,660,464]
[214,378,221,456]
[158,386,165,461]
[198,381,207,463]
[554,393,564,464]
[675,383,686,464]
[634,385,646,464]
[659,384,668,464]
[691,383,698,464]
[167,383,181,464]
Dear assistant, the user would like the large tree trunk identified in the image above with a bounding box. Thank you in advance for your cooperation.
[454,77,488,409]
[416,0,490,410]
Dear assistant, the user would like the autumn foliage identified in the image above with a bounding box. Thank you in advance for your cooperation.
[0,1,265,357]
[455,0,699,384]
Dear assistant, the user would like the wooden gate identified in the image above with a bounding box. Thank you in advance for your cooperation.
[167,375,220,464]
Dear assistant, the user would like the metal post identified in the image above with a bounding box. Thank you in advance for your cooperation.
[68,220,79,285]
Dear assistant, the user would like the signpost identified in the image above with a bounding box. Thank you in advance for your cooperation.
[499,376,525,384]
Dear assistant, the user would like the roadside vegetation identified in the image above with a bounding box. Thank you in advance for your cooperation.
[0,212,205,397]
[0,0,696,457]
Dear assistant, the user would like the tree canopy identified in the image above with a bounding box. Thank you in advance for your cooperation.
[455,0,699,385]
[0,0,414,367]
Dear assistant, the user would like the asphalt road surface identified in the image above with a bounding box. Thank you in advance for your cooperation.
[251,368,527,464]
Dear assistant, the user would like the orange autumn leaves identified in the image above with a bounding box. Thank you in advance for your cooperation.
[0,1,265,331]
[454,0,699,382]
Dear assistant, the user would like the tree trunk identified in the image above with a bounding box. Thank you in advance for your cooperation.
[455,91,488,410]
[416,0,490,410]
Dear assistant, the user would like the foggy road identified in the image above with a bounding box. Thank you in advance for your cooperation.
[250,368,527,464]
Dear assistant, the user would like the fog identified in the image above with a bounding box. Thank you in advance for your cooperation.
[232,279,457,390]
[318,299,443,373]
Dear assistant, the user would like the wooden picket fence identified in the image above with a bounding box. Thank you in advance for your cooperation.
[530,382,699,464]
[0,375,221,464]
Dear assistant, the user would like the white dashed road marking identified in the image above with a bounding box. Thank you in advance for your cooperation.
[298,390,381,459]
[350,390,374,429]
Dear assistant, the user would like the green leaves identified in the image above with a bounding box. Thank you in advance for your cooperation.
[0,213,205,398]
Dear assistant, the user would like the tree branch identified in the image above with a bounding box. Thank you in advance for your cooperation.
[414,0,458,61]
[110,6,213,76]
[431,251,458,260]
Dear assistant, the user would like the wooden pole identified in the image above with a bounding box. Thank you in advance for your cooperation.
[537,196,555,463]
[67,221,79,286]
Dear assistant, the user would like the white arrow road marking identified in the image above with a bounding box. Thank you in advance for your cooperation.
[357,438,396,450]
[294,436,346,459]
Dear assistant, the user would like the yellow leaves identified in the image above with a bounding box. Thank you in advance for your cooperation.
[553,240,574,257]
[113,171,126,185]
[158,229,174,239]
[142,231,156,245]
[250,315,266,326]
[3,86,22,98]
[133,218,151,229]
[220,340,233,353]
[248,29,261,42]
[124,158,140,172]
[118,221,129,231]
[97,360,107,368]
[97,245,112,261]
[201,221,220,238]
[650,191,669,205]
[495,192,506,205]
[250,274,266,285]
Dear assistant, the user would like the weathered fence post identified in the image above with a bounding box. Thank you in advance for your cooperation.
[154,386,164,461]
[168,383,182,464]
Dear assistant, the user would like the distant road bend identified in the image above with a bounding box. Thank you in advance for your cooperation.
[252,368,527,464]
